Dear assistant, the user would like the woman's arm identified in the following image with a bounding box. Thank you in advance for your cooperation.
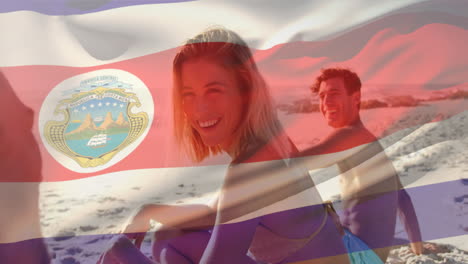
[121,203,217,248]
[123,203,217,234]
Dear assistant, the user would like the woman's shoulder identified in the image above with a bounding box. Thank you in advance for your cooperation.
[233,137,297,165]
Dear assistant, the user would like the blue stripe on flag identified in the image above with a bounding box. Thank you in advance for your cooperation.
[0,0,196,15]
[1,179,465,263]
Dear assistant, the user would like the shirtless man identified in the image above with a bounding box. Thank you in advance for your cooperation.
[298,67,422,262]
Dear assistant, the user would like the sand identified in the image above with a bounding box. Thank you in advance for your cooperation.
[39,99,468,263]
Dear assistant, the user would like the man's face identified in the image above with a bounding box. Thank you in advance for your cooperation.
[318,77,360,128]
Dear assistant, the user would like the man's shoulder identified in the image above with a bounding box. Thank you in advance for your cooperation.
[333,124,377,143]
[324,125,376,148]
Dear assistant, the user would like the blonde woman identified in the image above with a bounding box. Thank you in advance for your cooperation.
[98,28,349,264]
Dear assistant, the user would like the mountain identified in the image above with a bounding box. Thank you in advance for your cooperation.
[98,112,114,130]
[99,112,129,129]
[65,113,98,136]
[115,112,129,127]
[65,111,131,141]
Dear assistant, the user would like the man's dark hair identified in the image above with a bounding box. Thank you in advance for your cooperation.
[310,67,361,95]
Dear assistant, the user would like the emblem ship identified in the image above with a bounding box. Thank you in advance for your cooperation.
[86,133,108,148]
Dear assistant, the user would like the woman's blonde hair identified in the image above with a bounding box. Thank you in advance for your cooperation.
[173,28,292,162]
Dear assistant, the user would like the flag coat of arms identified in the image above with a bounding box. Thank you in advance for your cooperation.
[0,0,467,263]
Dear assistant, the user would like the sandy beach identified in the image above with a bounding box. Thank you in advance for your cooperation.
[39,99,467,263]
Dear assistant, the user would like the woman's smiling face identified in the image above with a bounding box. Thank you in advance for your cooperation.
[180,58,245,151]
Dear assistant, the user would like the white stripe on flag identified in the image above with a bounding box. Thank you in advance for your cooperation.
[0,0,447,67]
[0,109,463,243]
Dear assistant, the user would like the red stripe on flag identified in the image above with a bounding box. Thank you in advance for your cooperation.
[1,23,467,182]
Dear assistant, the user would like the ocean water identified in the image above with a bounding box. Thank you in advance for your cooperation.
[66,123,82,133]
[65,133,129,158]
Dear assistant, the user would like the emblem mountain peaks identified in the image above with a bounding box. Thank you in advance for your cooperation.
[65,111,129,140]
[66,113,97,135]
[99,112,129,130]
[115,112,128,126]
